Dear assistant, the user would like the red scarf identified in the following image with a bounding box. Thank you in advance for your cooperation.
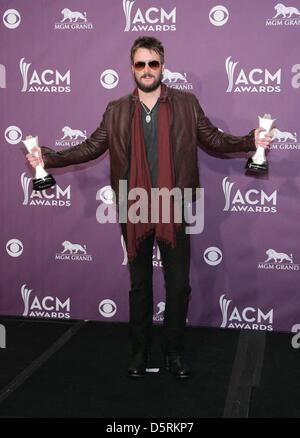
[126,84,180,261]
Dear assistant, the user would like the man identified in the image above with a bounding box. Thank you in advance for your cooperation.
[26,36,272,379]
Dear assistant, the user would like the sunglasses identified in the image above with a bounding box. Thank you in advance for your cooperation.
[134,60,161,71]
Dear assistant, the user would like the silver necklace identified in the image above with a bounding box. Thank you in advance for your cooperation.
[140,101,152,123]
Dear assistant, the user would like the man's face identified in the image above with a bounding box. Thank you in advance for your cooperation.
[132,48,164,93]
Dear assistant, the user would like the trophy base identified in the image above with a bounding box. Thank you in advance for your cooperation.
[32,174,56,191]
[245,158,268,175]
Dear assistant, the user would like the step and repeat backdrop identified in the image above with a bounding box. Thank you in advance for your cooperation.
[1,0,300,332]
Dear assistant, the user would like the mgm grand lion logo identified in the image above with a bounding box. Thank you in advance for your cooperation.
[61,126,87,141]
[61,241,87,254]
[55,241,92,261]
[162,68,193,90]
[272,128,297,143]
[259,248,299,271]
[273,3,300,18]
[265,249,293,264]
[162,68,187,83]
[55,8,93,30]
[61,8,87,22]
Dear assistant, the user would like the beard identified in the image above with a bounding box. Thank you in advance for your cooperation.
[134,72,163,93]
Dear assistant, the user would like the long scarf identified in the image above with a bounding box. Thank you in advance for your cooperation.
[126,84,180,261]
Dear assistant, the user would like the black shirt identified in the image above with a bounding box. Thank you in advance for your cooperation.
[140,100,159,187]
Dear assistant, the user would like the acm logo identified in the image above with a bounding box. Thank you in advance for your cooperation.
[225,57,281,93]
[222,177,277,214]
[123,0,176,32]
[20,58,71,93]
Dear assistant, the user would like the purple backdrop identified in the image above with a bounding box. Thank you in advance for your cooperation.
[1,0,300,332]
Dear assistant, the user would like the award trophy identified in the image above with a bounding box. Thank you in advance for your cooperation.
[245,114,275,175]
[23,135,56,191]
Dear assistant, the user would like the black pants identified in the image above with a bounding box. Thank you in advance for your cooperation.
[121,224,191,355]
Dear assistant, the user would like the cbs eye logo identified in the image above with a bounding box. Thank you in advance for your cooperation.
[3,9,21,29]
[203,247,223,266]
[5,126,23,145]
[6,239,23,257]
[100,69,119,89]
[99,299,117,318]
[209,6,229,27]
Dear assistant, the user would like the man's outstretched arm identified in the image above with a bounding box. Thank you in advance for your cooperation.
[26,107,110,170]
[193,96,272,153]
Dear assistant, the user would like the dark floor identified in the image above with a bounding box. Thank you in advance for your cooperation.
[0,316,299,418]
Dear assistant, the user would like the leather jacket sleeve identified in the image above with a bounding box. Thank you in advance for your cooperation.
[41,107,110,169]
[193,95,256,153]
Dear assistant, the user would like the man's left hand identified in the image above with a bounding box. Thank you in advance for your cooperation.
[254,127,273,149]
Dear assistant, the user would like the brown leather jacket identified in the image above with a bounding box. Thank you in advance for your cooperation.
[42,87,255,198]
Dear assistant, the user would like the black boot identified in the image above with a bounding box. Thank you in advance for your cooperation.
[164,353,191,379]
[127,351,149,378]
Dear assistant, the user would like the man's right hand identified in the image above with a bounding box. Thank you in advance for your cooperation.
[26,146,44,168]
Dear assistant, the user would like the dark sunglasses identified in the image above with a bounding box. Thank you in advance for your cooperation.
[134,60,161,71]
